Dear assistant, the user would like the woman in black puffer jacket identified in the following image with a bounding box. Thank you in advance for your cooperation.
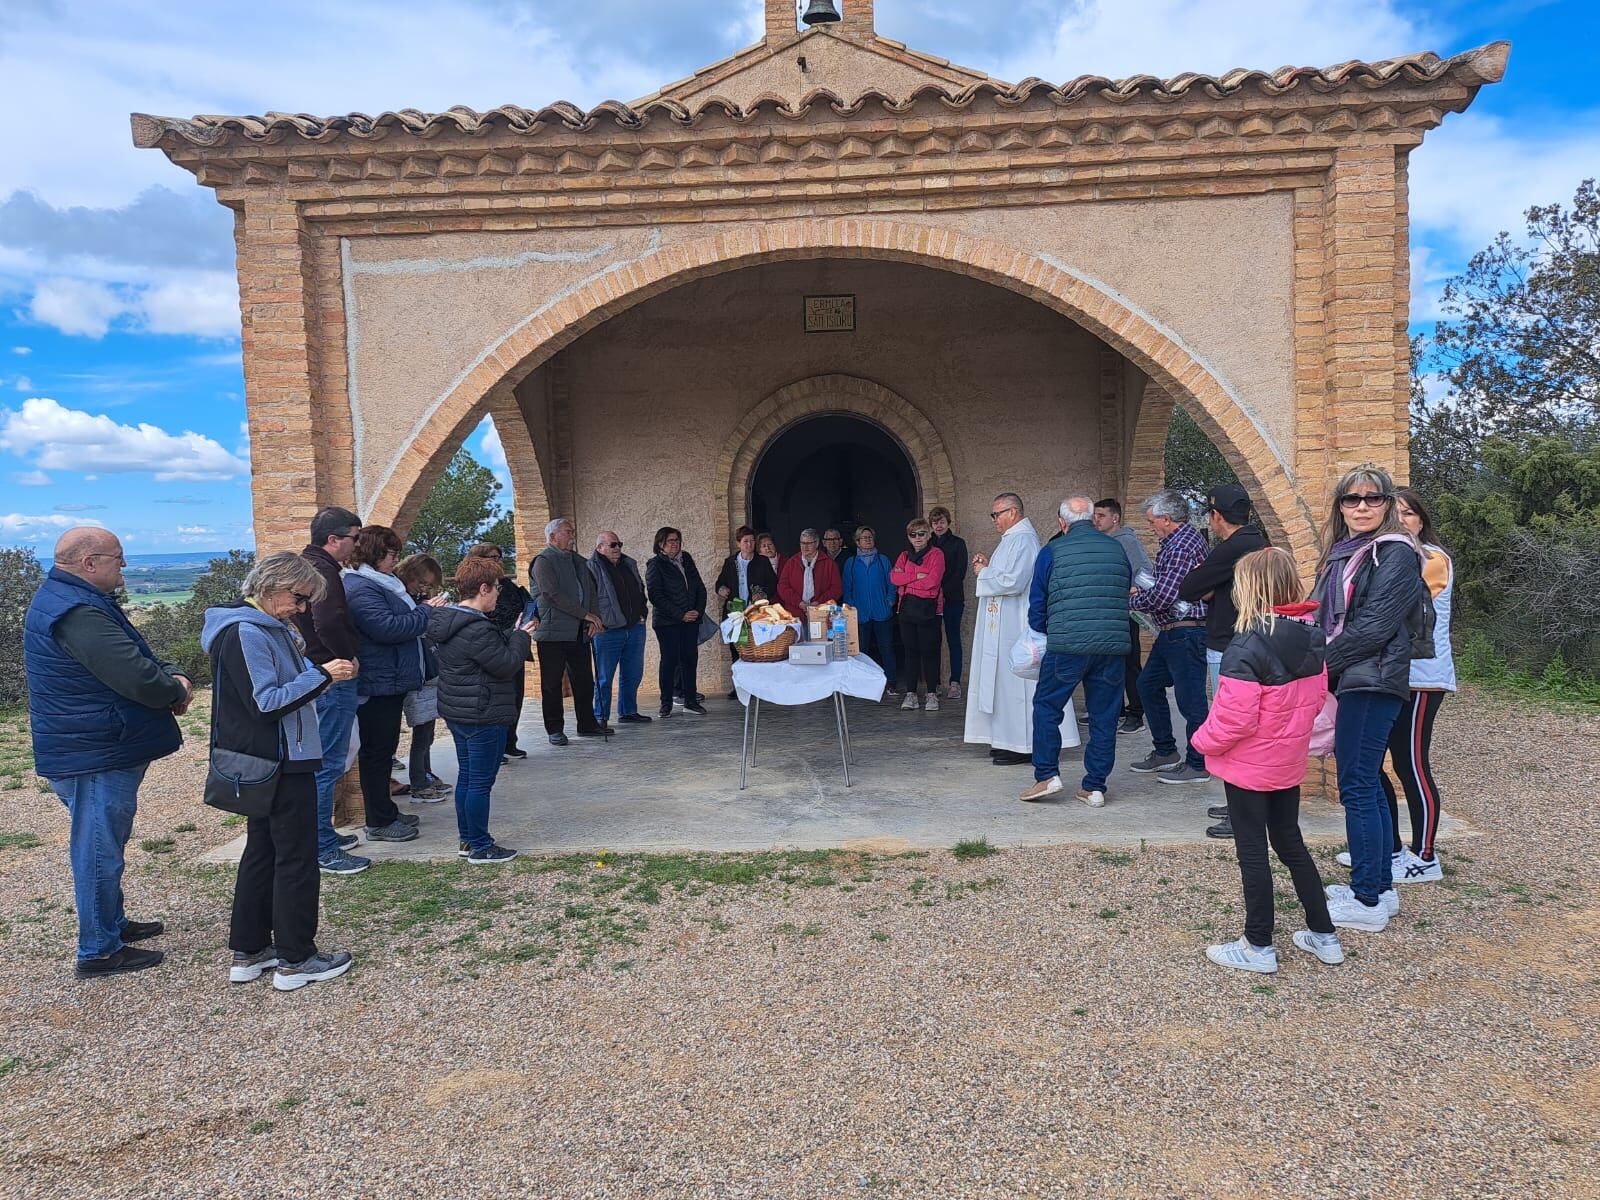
[426,555,535,865]
[464,542,533,758]
[1313,465,1424,935]
[645,526,707,717]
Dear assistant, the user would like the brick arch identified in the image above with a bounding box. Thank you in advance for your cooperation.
[713,374,955,544]
[365,218,1316,565]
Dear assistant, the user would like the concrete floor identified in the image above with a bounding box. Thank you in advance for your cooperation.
[290,691,1469,861]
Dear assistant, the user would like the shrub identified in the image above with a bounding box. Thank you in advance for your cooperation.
[0,548,45,708]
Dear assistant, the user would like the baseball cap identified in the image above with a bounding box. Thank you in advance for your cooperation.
[1205,484,1252,525]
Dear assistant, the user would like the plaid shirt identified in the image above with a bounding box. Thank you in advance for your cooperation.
[1130,522,1210,631]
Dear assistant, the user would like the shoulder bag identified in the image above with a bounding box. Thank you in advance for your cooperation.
[202,633,283,819]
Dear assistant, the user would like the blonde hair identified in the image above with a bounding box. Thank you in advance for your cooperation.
[1232,547,1304,633]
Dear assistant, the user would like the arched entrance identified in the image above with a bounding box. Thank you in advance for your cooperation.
[749,414,918,558]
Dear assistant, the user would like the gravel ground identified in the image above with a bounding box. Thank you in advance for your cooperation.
[0,685,1595,1200]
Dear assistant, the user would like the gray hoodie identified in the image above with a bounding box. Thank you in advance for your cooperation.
[200,602,328,766]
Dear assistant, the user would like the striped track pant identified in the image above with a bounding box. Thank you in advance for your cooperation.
[1379,689,1447,860]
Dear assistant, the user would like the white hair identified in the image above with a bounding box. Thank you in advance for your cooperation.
[1143,489,1191,524]
[544,517,573,540]
[1059,495,1094,524]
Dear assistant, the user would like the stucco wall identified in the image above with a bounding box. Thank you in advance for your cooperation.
[341,194,1295,520]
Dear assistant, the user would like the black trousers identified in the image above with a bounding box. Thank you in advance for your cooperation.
[505,663,525,752]
[897,613,941,694]
[230,771,319,964]
[357,692,405,829]
[1122,618,1144,719]
[408,719,436,788]
[537,640,598,734]
[654,623,699,712]
[1225,782,1335,947]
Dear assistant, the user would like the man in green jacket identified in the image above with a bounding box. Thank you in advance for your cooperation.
[1020,496,1131,808]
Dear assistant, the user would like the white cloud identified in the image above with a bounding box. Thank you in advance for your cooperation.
[11,346,29,355]
[0,396,250,481]
[139,272,239,337]
[0,511,105,541]
[13,469,51,485]
[175,524,215,533]
[28,278,125,338]
[475,415,513,497]
[13,376,31,392]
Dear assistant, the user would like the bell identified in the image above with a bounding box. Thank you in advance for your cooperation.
[801,0,842,26]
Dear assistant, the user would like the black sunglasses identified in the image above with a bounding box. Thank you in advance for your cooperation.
[1338,492,1392,510]
[989,507,1015,520]
[291,591,313,607]
[605,541,622,549]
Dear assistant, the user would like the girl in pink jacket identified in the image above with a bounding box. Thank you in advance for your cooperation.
[1192,548,1344,975]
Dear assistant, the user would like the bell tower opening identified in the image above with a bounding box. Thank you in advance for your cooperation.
[748,413,919,558]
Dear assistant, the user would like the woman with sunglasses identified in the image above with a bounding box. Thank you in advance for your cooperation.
[1312,466,1425,934]
[891,518,947,710]
[201,551,358,990]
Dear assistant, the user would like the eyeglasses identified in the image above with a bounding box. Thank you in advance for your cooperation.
[909,531,931,538]
[989,507,1016,521]
[605,541,622,550]
[291,591,313,607]
[1338,493,1392,510]
[336,530,358,541]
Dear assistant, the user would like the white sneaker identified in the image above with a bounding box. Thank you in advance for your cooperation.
[1396,847,1444,883]
[1019,776,1063,802]
[1325,882,1399,917]
[1291,929,1346,965]
[946,682,962,701]
[1326,893,1389,932]
[900,693,918,711]
[1205,937,1278,974]
[1335,849,1404,880]
[924,693,940,712]
[1075,788,1106,808]
[1336,850,1352,868]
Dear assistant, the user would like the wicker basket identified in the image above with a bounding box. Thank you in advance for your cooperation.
[737,627,798,663]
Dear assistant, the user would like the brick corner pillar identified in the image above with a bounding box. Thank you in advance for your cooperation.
[234,197,337,554]
[765,0,797,41]
[839,0,875,37]
[1321,145,1406,487]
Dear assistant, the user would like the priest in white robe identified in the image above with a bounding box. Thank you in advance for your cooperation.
[963,493,1080,763]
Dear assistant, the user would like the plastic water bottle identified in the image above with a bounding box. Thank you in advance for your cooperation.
[829,609,847,662]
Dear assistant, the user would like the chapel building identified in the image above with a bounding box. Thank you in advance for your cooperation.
[135,0,1505,689]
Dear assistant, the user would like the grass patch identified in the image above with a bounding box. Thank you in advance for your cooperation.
[1091,848,1135,867]
[1096,908,1119,920]
[221,814,245,828]
[0,832,42,851]
[174,823,198,834]
[1252,984,1277,996]
[139,837,177,854]
[870,931,890,942]
[276,1090,307,1112]
[951,838,997,861]
[0,1055,19,1079]
[247,1119,274,1135]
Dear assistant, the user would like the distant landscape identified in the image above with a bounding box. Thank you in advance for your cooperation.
[39,551,230,608]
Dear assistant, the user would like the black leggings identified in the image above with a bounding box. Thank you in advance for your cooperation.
[1225,782,1334,948]
[408,719,435,788]
[1379,689,1446,860]
[654,622,699,711]
[356,692,405,829]
[897,614,940,694]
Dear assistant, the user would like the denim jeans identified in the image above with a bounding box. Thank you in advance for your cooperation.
[592,623,646,722]
[1205,647,1223,702]
[858,618,897,684]
[942,602,965,684]
[312,678,358,857]
[1334,691,1403,905]
[50,763,148,961]
[450,723,509,853]
[1032,651,1124,791]
[1137,626,1211,770]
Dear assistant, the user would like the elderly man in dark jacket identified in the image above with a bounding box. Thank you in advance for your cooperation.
[428,555,536,864]
[588,530,651,727]
[1021,496,1132,809]
[24,526,191,978]
[291,505,369,876]
[530,517,609,745]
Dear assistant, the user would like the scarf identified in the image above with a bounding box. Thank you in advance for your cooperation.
[855,547,878,563]
[905,542,933,567]
[1314,533,1376,642]
[600,554,645,625]
[347,563,416,608]
[665,550,688,585]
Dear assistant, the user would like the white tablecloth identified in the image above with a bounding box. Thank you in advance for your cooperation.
[732,654,887,706]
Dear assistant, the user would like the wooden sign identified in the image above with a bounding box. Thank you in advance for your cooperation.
[804,294,855,333]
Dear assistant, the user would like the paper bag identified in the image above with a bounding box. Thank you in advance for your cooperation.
[806,604,860,656]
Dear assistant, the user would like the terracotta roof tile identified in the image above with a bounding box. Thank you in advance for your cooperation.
[130,41,1508,150]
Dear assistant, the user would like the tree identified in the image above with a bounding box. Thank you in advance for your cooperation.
[404,449,507,576]
[1163,403,1238,504]
[137,550,256,687]
[0,548,45,707]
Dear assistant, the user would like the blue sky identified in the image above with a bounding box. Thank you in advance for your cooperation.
[1,0,1595,552]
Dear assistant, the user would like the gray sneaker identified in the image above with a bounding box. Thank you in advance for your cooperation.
[317,850,371,875]
[1129,750,1181,773]
[1158,763,1212,785]
[272,950,354,992]
[365,820,419,842]
[230,946,279,983]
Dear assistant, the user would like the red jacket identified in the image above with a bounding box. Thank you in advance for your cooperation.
[1191,604,1327,791]
[777,553,842,614]
[891,548,946,615]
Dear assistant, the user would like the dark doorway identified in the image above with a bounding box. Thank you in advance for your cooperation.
[748,414,919,559]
